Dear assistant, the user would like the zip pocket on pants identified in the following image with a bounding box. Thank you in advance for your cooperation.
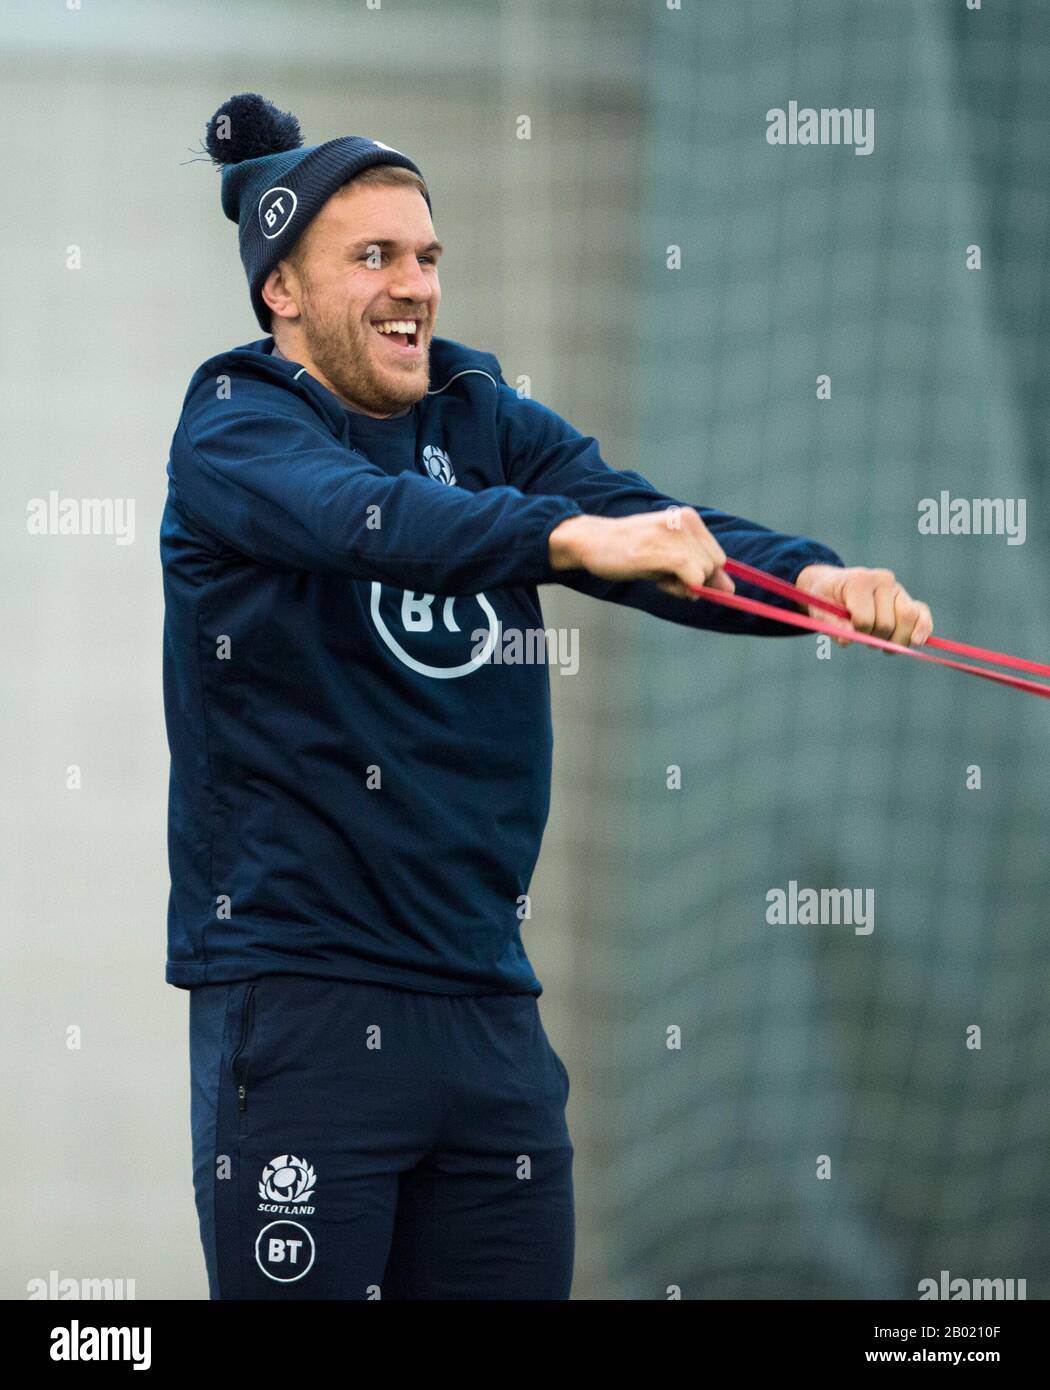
[230,983,256,1114]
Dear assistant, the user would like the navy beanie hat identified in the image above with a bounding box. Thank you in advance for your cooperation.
[204,93,432,332]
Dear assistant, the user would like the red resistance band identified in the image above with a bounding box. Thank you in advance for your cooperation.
[685,557,1050,700]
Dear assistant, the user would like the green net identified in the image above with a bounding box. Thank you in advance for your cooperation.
[609,0,1050,1299]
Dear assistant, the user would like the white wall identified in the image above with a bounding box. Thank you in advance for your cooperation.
[1,0,646,1298]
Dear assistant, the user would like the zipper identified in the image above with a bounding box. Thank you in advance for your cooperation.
[230,984,256,1113]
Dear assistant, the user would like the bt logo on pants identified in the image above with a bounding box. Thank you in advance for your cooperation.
[255,1220,316,1282]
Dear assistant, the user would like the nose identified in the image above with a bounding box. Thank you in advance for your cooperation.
[387,254,433,304]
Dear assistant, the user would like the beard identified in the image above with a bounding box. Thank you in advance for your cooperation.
[298,282,430,417]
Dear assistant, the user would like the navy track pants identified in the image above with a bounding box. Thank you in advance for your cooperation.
[188,974,575,1299]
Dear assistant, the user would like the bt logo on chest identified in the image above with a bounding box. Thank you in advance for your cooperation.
[370,586,498,678]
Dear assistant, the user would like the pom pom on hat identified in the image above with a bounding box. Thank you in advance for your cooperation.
[204,93,303,166]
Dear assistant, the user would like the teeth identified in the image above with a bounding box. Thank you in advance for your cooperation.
[374,320,418,335]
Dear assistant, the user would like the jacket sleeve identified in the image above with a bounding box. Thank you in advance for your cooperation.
[497,383,845,636]
[167,374,583,594]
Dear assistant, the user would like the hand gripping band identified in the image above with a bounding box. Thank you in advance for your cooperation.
[685,558,1050,700]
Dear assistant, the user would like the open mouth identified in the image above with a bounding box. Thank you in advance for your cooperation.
[372,318,422,351]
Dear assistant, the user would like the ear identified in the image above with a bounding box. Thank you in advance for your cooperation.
[261,259,303,322]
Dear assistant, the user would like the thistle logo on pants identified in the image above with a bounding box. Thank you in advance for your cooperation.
[258,1154,317,1214]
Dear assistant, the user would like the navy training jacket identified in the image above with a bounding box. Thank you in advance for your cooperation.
[160,334,843,994]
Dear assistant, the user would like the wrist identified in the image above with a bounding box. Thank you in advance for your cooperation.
[549,514,596,572]
[794,561,840,595]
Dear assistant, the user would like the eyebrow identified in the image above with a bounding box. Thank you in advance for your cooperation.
[348,238,444,258]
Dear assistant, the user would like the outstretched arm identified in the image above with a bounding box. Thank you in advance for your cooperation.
[502,385,931,644]
[500,383,842,636]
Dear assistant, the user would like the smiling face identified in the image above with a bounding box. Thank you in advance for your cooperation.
[262,177,442,417]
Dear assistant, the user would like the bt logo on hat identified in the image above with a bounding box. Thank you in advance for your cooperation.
[259,186,297,239]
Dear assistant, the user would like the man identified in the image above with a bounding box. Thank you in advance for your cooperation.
[162,95,932,1301]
